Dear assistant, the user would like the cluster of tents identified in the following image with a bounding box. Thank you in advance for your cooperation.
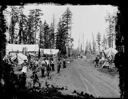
[94,48,118,69]
[6,44,59,55]
[4,44,59,65]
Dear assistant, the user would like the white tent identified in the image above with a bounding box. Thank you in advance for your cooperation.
[23,44,39,52]
[104,48,118,57]
[6,44,39,54]
[10,53,28,65]
[6,44,59,57]
[40,49,59,55]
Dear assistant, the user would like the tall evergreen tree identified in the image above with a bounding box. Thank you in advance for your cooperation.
[0,5,7,64]
[56,18,66,56]
[85,40,89,55]
[27,11,34,44]
[18,6,28,44]
[61,7,72,56]
[97,32,101,52]
[39,21,44,48]
[49,22,55,49]
[7,6,19,44]
[27,9,43,44]
[102,34,107,50]
[0,5,18,98]
[88,41,92,54]
[105,13,117,48]
[92,33,96,54]
[43,21,50,48]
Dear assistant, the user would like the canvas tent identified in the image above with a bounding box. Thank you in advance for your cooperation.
[40,49,59,55]
[104,48,118,57]
[6,44,39,54]
[6,44,59,57]
[10,53,28,65]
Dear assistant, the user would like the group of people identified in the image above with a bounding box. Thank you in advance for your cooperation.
[4,52,67,88]
[22,55,67,88]
[94,51,115,68]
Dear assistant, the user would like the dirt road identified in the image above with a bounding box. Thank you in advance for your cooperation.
[48,58,120,98]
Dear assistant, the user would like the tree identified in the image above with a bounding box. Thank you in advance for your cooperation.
[56,18,67,56]
[56,18,63,54]
[92,33,96,54]
[61,7,72,57]
[105,12,117,48]
[27,9,43,44]
[27,11,34,44]
[0,5,6,64]
[43,21,50,48]
[18,6,28,44]
[39,21,44,48]
[85,40,89,55]
[49,22,55,49]
[102,34,107,50]
[7,6,19,44]
[97,32,101,52]
[4,6,27,44]
[84,44,88,55]
[0,5,19,98]
[88,41,92,54]
[69,37,74,56]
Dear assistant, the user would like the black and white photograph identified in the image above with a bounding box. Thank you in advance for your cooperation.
[0,1,127,99]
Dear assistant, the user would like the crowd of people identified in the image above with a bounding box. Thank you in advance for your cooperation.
[3,51,67,89]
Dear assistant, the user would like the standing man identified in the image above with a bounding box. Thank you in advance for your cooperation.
[57,58,61,73]
[21,60,28,73]
[63,58,66,68]
[41,59,46,78]
[32,70,41,88]
[45,58,51,78]
[94,55,100,67]
[27,54,31,64]
[51,58,55,71]
[20,60,28,89]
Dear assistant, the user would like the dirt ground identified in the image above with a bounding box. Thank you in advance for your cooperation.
[27,58,120,98]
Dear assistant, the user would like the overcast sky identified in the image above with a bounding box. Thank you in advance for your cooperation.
[4,4,118,49]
